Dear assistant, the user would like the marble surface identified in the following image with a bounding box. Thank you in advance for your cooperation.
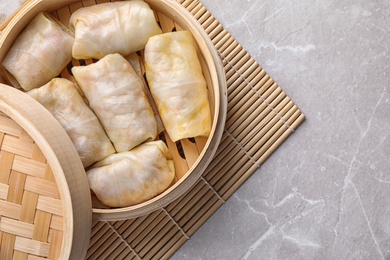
[1,1,389,259]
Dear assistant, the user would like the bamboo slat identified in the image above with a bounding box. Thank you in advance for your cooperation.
[85,0,305,259]
[0,115,64,259]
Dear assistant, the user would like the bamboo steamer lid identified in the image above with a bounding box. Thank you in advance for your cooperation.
[0,84,92,259]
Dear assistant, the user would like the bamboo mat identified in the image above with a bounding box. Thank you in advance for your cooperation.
[86,0,305,259]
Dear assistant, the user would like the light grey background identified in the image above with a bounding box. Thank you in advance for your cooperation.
[2,1,389,259]
[172,1,390,259]
[0,0,21,20]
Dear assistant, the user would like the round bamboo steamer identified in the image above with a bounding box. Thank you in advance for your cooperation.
[0,85,92,259]
[0,0,227,221]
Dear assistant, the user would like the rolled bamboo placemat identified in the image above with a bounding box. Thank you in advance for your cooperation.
[85,0,305,259]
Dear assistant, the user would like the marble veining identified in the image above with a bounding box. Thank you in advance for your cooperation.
[172,0,390,259]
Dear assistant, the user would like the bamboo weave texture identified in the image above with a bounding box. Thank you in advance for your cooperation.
[0,114,64,259]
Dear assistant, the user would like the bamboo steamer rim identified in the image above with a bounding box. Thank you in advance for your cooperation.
[0,84,92,259]
[0,0,227,221]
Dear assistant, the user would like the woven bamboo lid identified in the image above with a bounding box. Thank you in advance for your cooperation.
[0,84,91,259]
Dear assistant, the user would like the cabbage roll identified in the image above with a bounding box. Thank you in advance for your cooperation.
[2,12,74,91]
[126,53,165,135]
[87,141,175,207]
[72,53,157,152]
[144,31,212,142]
[28,78,115,167]
[69,1,162,59]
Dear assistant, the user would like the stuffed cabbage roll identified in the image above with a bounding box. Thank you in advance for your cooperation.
[87,140,175,207]
[126,53,165,135]
[144,31,212,142]
[2,12,74,91]
[72,53,157,152]
[69,1,162,59]
[28,78,115,167]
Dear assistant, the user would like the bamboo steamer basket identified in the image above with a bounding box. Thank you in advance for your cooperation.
[0,0,227,224]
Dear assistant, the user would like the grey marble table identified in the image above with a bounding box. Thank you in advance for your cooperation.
[1,1,389,259]
[172,1,390,259]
